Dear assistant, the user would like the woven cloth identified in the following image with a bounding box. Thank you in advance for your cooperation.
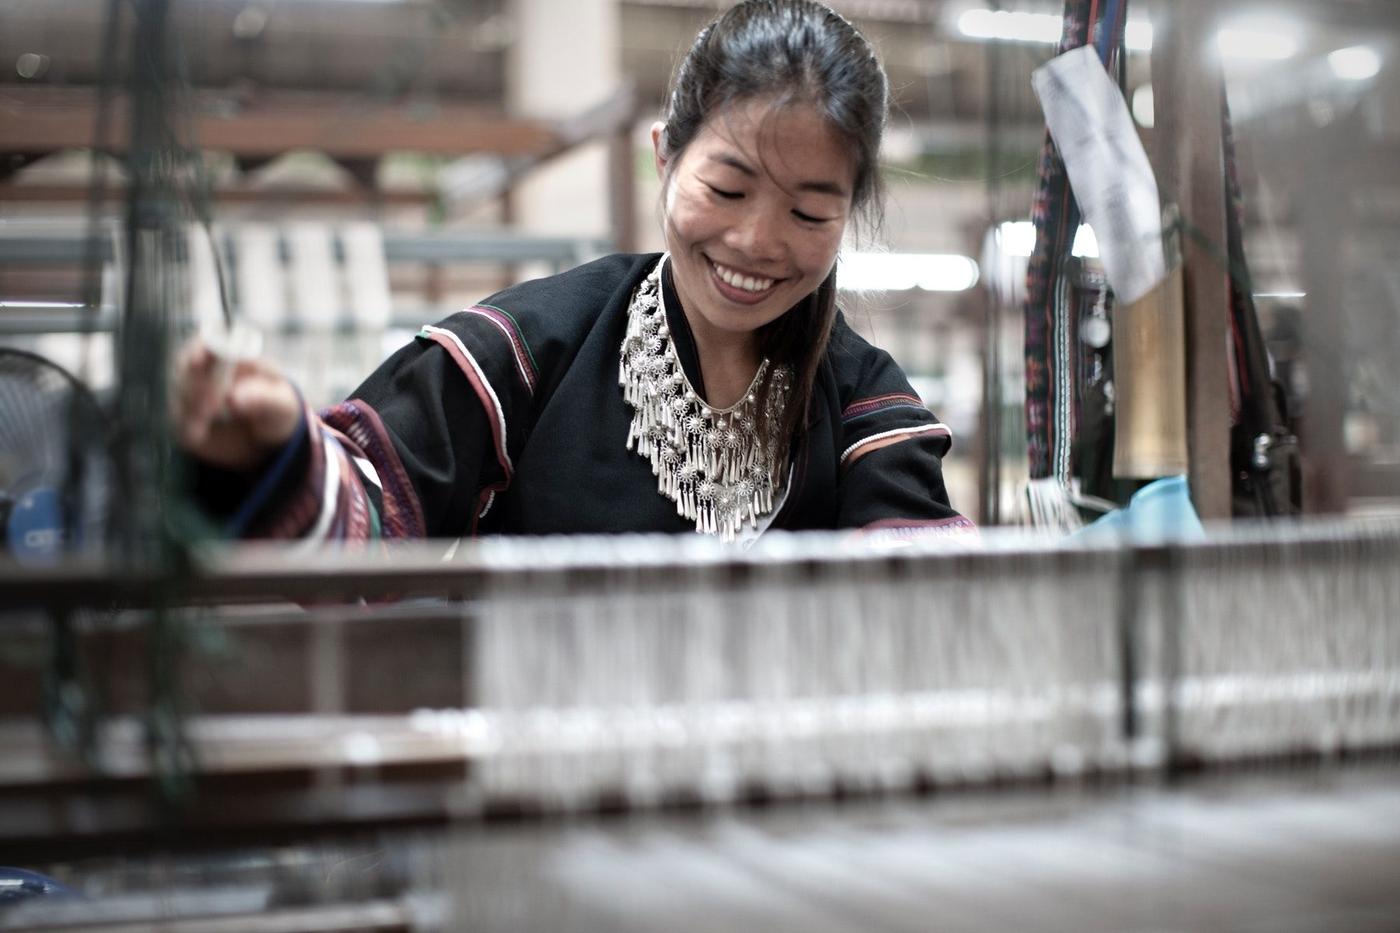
[1023,0,1129,485]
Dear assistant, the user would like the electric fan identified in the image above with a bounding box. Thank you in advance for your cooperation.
[0,347,111,565]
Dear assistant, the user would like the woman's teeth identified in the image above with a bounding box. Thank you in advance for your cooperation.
[712,260,774,293]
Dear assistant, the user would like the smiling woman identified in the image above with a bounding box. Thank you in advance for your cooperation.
[655,98,851,409]
[174,0,973,543]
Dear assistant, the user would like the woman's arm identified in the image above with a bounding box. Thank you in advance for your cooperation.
[175,335,502,542]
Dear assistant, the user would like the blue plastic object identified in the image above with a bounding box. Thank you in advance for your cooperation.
[5,486,65,564]
[0,867,74,906]
[1073,474,1206,543]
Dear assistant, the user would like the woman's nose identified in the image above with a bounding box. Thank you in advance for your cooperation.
[724,206,783,262]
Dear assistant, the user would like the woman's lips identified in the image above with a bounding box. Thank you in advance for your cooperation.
[706,256,780,306]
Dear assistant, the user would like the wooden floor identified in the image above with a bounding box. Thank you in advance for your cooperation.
[445,764,1400,933]
[7,763,1400,931]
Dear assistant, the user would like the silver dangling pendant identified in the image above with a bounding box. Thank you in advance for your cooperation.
[619,256,790,541]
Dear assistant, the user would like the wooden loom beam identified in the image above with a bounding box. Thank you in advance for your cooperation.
[1147,0,1234,520]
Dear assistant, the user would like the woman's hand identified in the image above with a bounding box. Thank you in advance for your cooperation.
[173,339,302,472]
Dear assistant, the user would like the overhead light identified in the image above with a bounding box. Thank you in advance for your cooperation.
[997,221,1038,259]
[1124,21,1154,52]
[1328,45,1381,81]
[0,300,86,309]
[839,253,980,292]
[957,9,1062,44]
[1216,20,1299,61]
[996,222,1099,260]
[957,8,1154,51]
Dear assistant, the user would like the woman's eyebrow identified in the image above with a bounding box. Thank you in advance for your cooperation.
[706,152,848,198]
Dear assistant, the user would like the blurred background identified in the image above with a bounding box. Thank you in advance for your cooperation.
[2,0,1395,525]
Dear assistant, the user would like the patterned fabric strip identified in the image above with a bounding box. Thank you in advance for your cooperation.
[418,325,514,479]
[238,398,428,544]
[857,515,978,538]
[1023,0,1127,482]
[464,304,538,395]
[323,400,427,538]
[299,430,345,548]
[841,393,926,421]
[840,423,952,466]
[322,428,375,543]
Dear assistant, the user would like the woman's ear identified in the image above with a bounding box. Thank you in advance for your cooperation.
[650,121,668,178]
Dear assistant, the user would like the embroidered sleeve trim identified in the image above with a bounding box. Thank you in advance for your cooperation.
[465,305,538,395]
[287,429,343,553]
[318,424,374,542]
[324,400,427,538]
[858,516,978,538]
[419,324,514,479]
[839,423,952,465]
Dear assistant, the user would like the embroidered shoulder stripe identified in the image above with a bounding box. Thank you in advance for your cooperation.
[465,305,538,395]
[840,423,952,465]
[841,393,926,422]
[419,325,514,479]
[474,304,539,374]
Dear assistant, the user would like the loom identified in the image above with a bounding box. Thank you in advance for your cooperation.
[2,521,1398,930]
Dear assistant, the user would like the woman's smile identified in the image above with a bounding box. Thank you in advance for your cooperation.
[706,255,782,304]
[652,95,853,355]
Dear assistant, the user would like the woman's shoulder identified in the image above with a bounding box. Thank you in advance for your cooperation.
[421,252,659,381]
[480,252,659,319]
[431,251,657,329]
[490,250,658,305]
[822,309,949,454]
[823,310,915,403]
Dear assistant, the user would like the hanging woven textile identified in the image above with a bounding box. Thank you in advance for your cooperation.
[1022,0,1129,528]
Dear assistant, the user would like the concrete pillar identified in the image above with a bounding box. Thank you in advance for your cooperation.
[507,0,620,239]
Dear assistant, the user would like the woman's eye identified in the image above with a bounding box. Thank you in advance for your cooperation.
[706,185,742,200]
[793,210,827,224]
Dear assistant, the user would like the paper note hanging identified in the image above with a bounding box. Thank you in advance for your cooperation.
[1032,45,1167,305]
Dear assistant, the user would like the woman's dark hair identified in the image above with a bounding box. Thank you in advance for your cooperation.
[658,0,888,449]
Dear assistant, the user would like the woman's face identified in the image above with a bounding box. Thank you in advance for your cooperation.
[652,98,855,347]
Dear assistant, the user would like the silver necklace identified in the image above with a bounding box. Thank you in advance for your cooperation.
[620,257,791,541]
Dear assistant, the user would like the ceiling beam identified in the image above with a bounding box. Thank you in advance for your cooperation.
[0,183,433,207]
[0,87,563,160]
